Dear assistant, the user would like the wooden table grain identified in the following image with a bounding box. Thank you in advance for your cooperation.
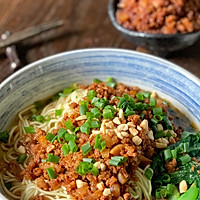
[0,0,200,83]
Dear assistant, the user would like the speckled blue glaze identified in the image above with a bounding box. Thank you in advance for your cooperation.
[0,48,200,199]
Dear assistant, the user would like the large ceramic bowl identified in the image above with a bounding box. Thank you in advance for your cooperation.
[0,48,200,199]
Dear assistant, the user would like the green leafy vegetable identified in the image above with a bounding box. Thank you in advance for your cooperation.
[0,131,9,143]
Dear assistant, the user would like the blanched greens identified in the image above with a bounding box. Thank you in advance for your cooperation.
[151,131,200,199]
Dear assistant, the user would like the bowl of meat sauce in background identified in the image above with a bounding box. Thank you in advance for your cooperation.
[108,0,200,56]
[0,48,200,200]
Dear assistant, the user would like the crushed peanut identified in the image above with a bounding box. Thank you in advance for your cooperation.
[17,145,26,154]
[100,163,106,171]
[179,180,187,193]
[127,122,135,127]
[75,115,87,121]
[155,142,167,148]
[118,109,125,120]
[103,188,111,196]
[118,124,128,131]
[105,121,115,129]
[121,131,129,137]
[94,161,101,169]
[97,182,105,191]
[151,91,157,98]
[140,119,148,133]
[113,117,121,125]
[46,145,55,153]
[129,127,138,136]
[132,136,142,145]
[76,180,87,189]
[147,130,154,140]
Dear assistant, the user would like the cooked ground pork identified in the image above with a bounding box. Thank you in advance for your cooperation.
[21,81,181,199]
[116,0,200,34]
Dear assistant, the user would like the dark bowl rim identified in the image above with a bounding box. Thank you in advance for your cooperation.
[108,0,200,39]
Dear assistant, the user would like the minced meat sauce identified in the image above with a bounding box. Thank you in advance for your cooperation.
[4,81,189,200]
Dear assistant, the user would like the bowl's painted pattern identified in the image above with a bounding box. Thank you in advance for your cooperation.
[0,48,200,199]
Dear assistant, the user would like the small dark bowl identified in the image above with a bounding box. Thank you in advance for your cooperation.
[108,0,200,56]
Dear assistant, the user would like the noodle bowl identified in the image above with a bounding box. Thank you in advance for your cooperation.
[1,48,198,198]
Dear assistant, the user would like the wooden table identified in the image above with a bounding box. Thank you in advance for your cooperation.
[0,0,200,83]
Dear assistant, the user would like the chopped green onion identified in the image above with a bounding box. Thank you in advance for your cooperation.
[34,101,43,109]
[86,112,94,119]
[87,90,97,100]
[47,153,60,163]
[93,78,102,83]
[0,131,9,143]
[153,114,163,122]
[24,127,35,134]
[155,188,162,199]
[92,97,108,109]
[144,168,154,180]
[166,184,173,197]
[80,122,91,134]
[46,167,57,180]
[124,105,135,117]
[65,120,75,132]
[83,158,96,163]
[90,108,102,118]
[109,156,127,166]
[142,92,151,99]
[55,109,63,117]
[136,93,144,101]
[76,161,99,176]
[183,142,189,153]
[62,143,70,156]
[5,182,12,190]
[171,149,177,159]
[68,140,78,153]
[140,113,145,119]
[45,133,55,142]
[90,120,101,128]
[64,132,77,141]
[179,154,191,165]
[106,77,117,88]
[163,114,173,130]
[162,173,171,183]
[164,149,172,161]
[151,117,159,125]
[103,109,114,119]
[17,154,27,164]
[153,107,163,115]
[150,98,156,108]
[41,159,47,162]
[94,134,106,151]
[58,128,67,137]
[81,142,92,156]
[154,131,165,139]
[63,88,72,94]
[79,104,88,116]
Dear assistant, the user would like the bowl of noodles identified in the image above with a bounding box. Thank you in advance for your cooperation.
[0,48,200,200]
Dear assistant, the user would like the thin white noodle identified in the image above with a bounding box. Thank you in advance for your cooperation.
[0,89,86,200]
[0,88,153,200]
